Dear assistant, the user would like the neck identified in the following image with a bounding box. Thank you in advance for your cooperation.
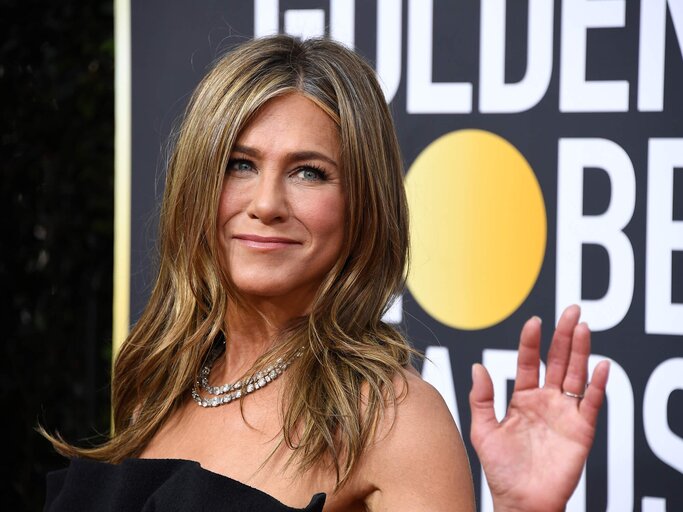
[217,294,311,381]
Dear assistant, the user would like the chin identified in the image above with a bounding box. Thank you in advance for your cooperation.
[230,274,318,303]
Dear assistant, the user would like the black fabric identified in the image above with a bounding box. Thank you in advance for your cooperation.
[44,458,326,512]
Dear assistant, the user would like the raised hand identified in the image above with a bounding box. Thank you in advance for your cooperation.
[469,305,610,512]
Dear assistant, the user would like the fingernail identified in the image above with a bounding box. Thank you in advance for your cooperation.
[471,363,478,381]
[532,315,542,324]
[562,304,581,319]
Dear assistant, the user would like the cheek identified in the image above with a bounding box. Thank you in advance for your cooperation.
[300,191,346,243]
[216,182,240,245]
[217,181,241,222]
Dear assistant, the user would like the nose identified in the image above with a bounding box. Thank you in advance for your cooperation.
[246,172,288,224]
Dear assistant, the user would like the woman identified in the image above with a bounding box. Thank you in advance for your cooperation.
[44,35,609,511]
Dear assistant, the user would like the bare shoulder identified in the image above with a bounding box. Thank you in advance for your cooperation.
[384,367,468,457]
[398,366,453,418]
[357,366,475,511]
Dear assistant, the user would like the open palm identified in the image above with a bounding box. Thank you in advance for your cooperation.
[470,306,610,512]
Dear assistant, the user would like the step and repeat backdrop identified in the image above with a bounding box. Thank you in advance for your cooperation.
[128,1,682,510]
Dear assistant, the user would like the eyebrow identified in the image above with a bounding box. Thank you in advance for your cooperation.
[231,144,339,168]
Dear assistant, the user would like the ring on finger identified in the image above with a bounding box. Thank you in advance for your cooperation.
[563,390,584,399]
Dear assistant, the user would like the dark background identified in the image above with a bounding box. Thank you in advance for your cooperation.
[2,1,114,510]
[130,0,683,512]
[130,1,683,510]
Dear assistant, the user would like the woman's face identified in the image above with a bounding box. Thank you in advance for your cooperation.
[217,93,345,307]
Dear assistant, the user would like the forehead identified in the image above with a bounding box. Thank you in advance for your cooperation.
[236,93,340,159]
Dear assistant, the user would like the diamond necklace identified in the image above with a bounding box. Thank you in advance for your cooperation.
[191,341,304,408]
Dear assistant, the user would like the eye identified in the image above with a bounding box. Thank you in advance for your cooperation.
[294,165,328,182]
[226,158,255,174]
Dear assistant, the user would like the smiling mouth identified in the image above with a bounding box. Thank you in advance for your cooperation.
[233,234,301,249]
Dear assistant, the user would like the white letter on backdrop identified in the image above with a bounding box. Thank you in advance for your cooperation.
[284,10,325,40]
[638,0,683,111]
[376,0,402,102]
[556,139,635,330]
[254,0,279,36]
[560,0,629,112]
[597,356,635,511]
[479,350,547,512]
[421,346,460,430]
[329,0,354,47]
[565,356,634,512]
[479,0,553,112]
[644,359,683,474]
[479,350,518,512]
[255,0,353,45]
[407,0,472,113]
[642,497,667,512]
[256,0,401,103]
[646,139,683,335]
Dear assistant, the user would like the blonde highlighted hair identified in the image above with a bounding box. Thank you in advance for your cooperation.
[44,35,414,487]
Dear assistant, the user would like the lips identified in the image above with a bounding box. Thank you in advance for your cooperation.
[233,234,301,249]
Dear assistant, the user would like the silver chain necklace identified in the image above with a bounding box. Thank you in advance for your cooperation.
[191,341,303,408]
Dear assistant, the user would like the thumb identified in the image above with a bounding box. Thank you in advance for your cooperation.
[469,363,498,449]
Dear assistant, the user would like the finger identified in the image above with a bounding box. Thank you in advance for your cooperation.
[580,360,610,425]
[469,363,498,448]
[562,322,591,397]
[544,304,581,389]
[513,316,542,392]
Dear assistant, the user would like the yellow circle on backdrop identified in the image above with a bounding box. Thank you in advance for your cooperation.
[405,129,546,330]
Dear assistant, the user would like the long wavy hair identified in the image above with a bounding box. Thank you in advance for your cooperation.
[44,35,414,488]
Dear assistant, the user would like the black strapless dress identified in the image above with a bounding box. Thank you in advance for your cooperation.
[44,458,326,511]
